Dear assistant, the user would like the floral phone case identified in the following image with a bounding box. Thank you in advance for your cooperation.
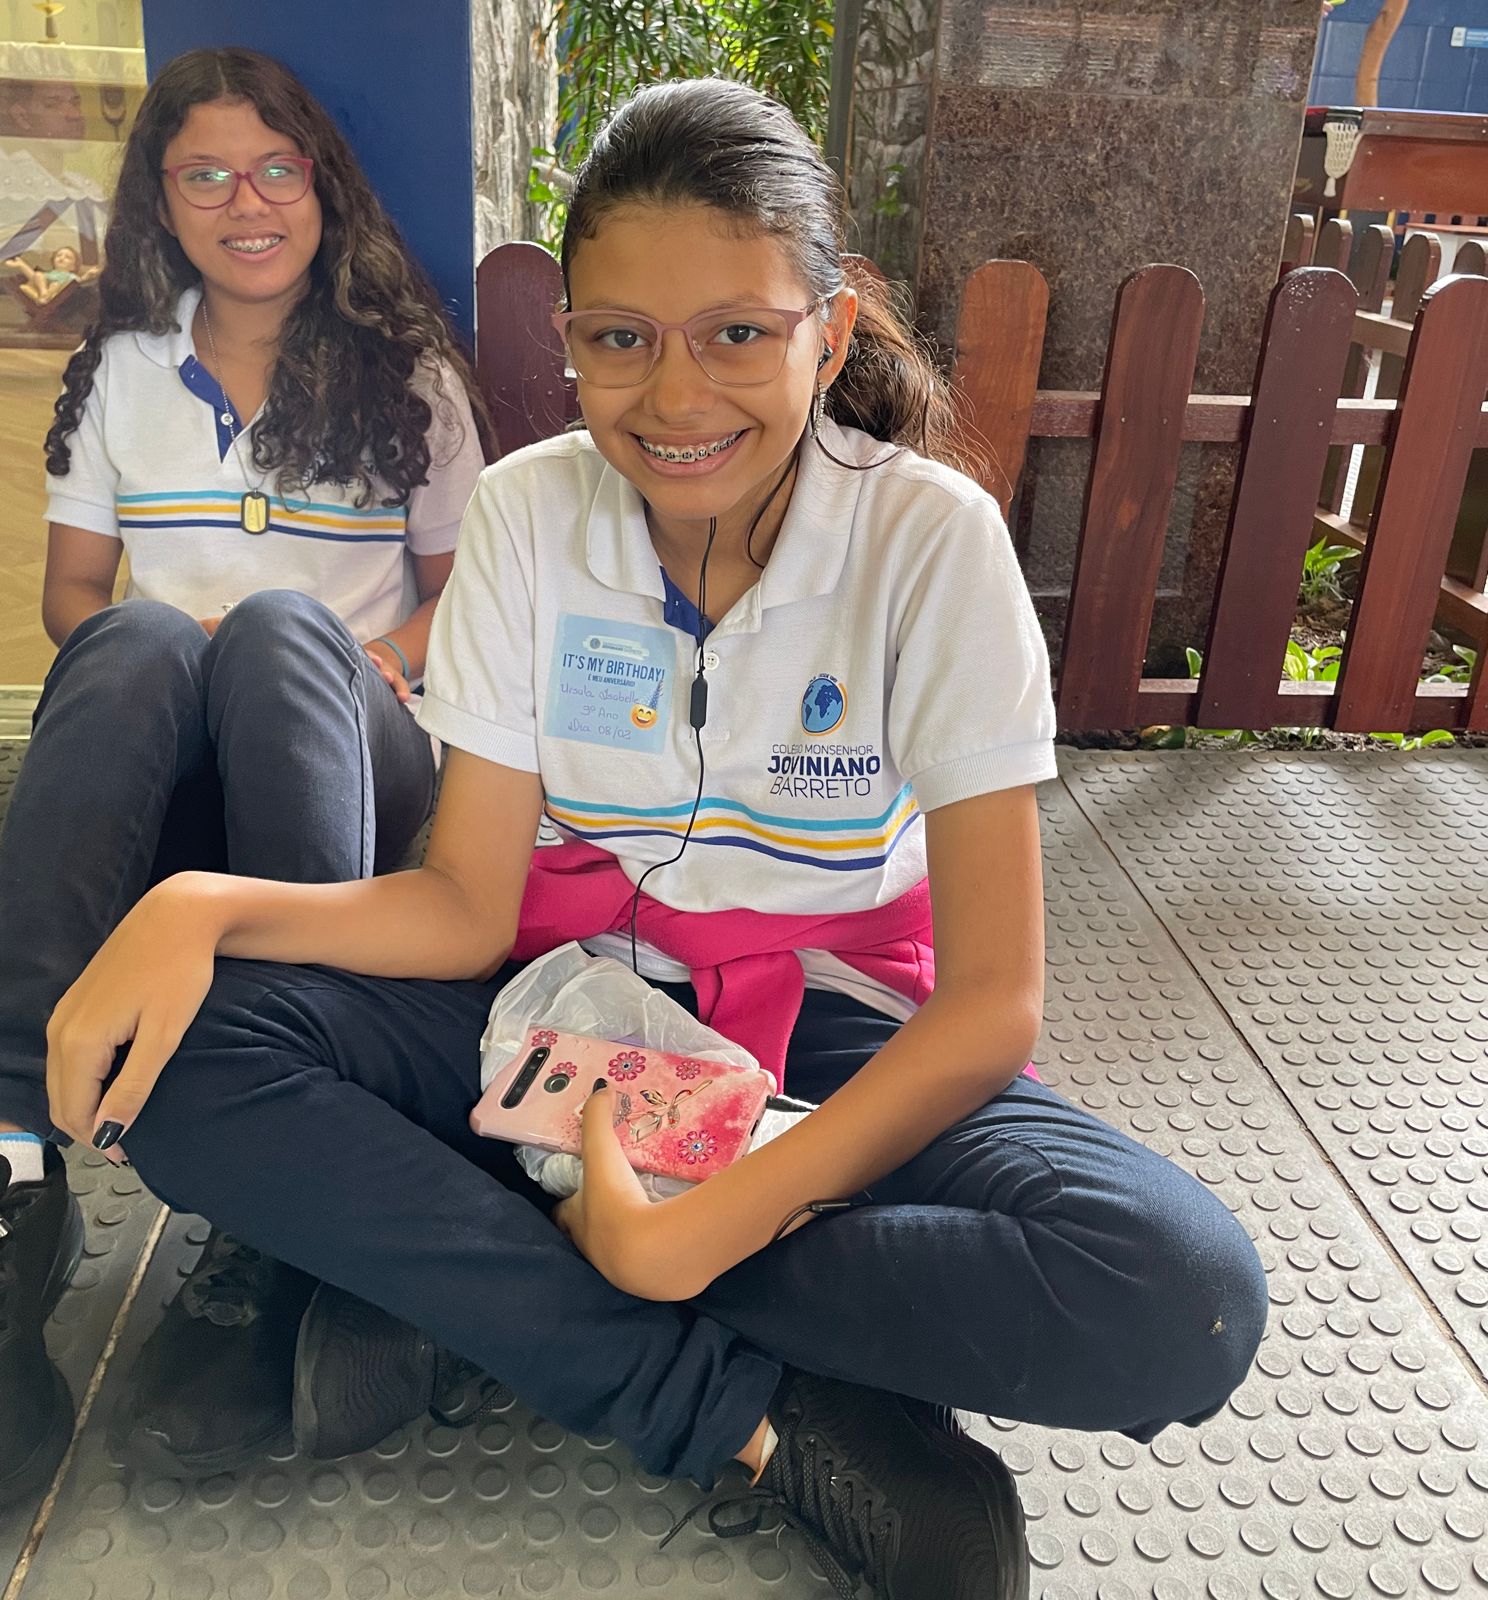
[470,1027,772,1182]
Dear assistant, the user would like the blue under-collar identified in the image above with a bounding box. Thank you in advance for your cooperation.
[659,564,713,639]
[178,353,242,463]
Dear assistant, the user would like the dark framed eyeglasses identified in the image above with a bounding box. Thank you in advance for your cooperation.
[551,302,823,388]
[161,156,315,210]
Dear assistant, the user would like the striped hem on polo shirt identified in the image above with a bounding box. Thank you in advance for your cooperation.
[543,783,920,872]
[116,491,406,544]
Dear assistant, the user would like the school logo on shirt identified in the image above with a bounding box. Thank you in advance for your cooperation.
[801,674,846,736]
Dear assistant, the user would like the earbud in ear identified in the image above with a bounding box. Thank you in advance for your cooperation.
[817,347,832,370]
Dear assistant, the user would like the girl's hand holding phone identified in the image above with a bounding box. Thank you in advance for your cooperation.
[46,879,220,1160]
[554,1084,695,1300]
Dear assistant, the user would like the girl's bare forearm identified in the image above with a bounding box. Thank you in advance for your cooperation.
[162,866,511,980]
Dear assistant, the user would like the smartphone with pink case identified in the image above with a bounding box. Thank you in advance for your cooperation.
[470,1027,772,1183]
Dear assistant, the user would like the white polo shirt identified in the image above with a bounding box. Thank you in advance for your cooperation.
[421,419,1056,942]
[44,286,483,642]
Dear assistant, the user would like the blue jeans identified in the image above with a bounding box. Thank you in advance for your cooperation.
[0,592,435,1139]
[118,961,1269,1484]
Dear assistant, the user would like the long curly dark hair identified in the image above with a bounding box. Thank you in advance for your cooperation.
[46,47,487,505]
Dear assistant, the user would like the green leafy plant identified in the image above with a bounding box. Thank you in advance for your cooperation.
[1424,644,1477,685]
[1139,647,1259,748]
[1283,639,1341,683]
[529,0,915,241]
[1368,729,1455,750]
[1140,638,1455,751]
[1298,538,1359,606]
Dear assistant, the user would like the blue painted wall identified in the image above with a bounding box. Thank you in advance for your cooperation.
[142,0,475,335]
[1311,0,1488,112]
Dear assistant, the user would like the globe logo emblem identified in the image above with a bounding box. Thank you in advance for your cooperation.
[801,674,846,735]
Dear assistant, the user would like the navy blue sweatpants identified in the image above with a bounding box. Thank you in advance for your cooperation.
[0,593,434,1140]
[120,962,1269,1483]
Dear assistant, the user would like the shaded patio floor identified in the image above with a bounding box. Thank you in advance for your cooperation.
[3,747,1486,1600]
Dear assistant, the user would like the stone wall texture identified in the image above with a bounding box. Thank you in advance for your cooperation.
[471,0,558,258]
[843,0,941,285]
[891,2,1326,675]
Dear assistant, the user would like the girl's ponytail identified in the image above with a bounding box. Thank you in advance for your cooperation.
[827,261,982,478]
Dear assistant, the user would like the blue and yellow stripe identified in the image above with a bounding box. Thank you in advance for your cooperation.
[117,491,406,544]
[544,784,920,872]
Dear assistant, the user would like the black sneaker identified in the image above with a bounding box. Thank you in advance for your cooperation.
[664,1368,1029,1600]
[293,1282,491,1460]
[108,1229,316,1477]
[0,1147,83,1508]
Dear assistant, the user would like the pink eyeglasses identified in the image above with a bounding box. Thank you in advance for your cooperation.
[162,156,315,210]
[552,302,823,388]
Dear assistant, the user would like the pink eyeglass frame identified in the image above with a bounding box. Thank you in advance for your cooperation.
[551,301,823,386]
[161,156,316,210]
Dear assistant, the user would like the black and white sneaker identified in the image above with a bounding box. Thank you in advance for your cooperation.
[665,1367,1029,1600]
[293,1282,491,1460]
[109,1229,316,1477]
[0,1148,83,1508]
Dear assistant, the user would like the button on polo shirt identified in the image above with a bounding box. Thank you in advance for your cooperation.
[44,286,482,642]
[420,420,1056,917]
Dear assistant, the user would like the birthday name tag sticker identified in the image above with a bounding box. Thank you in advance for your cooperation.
[543,613,677,752]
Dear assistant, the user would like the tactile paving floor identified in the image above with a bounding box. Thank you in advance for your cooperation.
[20,1209,846,1600]
[7,756,1488,1599]
[1061,751,1488,1382]
[0,1150,162,1574]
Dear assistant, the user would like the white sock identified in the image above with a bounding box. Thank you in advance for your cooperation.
[750,1421,779,1485]
[0,1132,46,1185]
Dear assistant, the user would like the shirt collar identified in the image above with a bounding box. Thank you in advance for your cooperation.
[583,418,868,615]
[132,286,203,370]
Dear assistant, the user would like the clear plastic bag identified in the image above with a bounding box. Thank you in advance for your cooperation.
[479,942,782,1198]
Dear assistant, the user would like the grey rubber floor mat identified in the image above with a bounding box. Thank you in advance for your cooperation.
[0,1149,163,1574]
[13,772,1488,1598]
[16,1209,849,1600]
[1060,750,1488,1386]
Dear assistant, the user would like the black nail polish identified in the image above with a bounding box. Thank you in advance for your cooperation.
[92,1120,124,1151]
[591,1079,608,1093]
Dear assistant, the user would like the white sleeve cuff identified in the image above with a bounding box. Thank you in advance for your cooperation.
[44,493,119,538]
[416,691,540,773]
[908,739,1058,812]
[406,518,462,556]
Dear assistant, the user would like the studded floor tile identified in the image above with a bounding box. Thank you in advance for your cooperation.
[1060,751,1488,1384]
[11,762,1488,1599]
[15,1210,847,1600]
[973,778,1488,1600]
[0,1149,163,1574]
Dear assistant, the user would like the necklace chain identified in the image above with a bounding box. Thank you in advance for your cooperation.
[201,298,259,496]
[201,298,270,535]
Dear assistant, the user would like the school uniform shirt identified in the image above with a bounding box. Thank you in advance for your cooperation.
[420,419,1055,1017]
[44,285,483,644]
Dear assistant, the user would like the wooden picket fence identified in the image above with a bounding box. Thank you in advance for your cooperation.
[474,240,1488,736]
[1288,216,1488,605]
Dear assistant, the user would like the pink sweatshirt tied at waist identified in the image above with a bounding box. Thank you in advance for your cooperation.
[512,839,936,1088]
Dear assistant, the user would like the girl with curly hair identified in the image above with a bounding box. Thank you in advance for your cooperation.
[0,46,485,1500]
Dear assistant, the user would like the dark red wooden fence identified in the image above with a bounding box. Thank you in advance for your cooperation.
[475,238,1488,736]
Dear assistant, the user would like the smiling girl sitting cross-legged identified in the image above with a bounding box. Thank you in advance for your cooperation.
[40,79,1267,1598]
